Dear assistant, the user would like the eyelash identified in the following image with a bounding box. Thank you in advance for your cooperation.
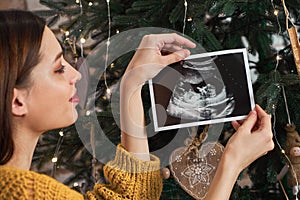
[55,64,66,74]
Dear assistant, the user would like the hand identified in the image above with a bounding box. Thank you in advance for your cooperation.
[206,105,273,199]
[120,33,196,137]
[224,104,274,172]
[123,33,196,87]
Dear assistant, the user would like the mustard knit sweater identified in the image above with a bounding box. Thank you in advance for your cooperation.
[0,145,162,200]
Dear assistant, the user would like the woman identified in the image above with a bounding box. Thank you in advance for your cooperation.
[0,10,274,200]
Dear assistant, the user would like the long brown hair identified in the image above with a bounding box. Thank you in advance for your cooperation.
[0,10,46,164]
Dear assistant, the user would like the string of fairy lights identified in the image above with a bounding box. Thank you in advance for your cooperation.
[48,0,300,197]
[270,0,299,199]
[182,0,188,35]
[50,0,116,188]
[104,0,112,95]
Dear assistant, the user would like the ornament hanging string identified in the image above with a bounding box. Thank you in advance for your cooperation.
[183,125,209,157]
[281,0,300,77]
[281,0,295,29]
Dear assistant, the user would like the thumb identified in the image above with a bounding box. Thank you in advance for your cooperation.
[239,110,257,132]
[162,49,191,65]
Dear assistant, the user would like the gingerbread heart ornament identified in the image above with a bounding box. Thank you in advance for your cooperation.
[169,131,224,200]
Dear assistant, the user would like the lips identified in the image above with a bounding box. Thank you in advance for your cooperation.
[69,93,80,103]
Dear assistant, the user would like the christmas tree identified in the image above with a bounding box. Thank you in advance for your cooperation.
[33,0,300,199]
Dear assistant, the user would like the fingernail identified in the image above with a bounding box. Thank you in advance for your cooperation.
[184,49,190,57]
[177,50,189,58]
[251,110,257,115]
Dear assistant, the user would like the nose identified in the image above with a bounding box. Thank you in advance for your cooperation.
[68,63,82,84]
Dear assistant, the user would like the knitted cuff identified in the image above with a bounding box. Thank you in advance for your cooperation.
[105,144,161,174]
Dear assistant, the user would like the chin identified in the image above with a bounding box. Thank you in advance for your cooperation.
[71,110,79,123]
[62,110,79,127]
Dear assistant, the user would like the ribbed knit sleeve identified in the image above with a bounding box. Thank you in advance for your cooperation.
[0,145,162,200]
[0,165,83,200]
[86,144,163,200]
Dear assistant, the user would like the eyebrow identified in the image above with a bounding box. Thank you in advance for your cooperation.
[53,52,63,63]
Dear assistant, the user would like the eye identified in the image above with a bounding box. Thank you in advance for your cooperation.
[55,64,66,74]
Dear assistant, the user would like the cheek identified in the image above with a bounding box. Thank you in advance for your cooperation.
[28,85,77,131]
[29,79,71,112]
[34,83,68,102]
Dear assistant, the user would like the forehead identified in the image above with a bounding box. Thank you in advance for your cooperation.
[39,27,62,62]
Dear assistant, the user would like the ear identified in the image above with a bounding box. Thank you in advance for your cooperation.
[12,88,28,116]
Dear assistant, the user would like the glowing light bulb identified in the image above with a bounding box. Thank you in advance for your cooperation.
[116,29,120,34]
[106,40,110,46]
[106,88,111,94]
[80,37,86,44]
[86,110,91,116]
[59,131,64,137]
[65,31,70,36]
[187,17,192,22]
[88,2,93,6]
[73,182,79,187]
[274,9,279,16]
[52,157,58,163]
[281,149,285,154]
[75,0,80,3]
[184,1,187,7]
[276,55,282,60]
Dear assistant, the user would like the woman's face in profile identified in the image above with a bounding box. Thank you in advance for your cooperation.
[23,27,81,132]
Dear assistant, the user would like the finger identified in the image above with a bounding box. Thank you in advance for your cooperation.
[161,44,183,53]
[239,110,258,131]
[255,104,272,130]
[233,119,245,126]
[162,49,191,65]
[138,34,196,54]
[156,33,196,49]
[146,33,196,49]
[231,120,241,131]
[237,119,245,124]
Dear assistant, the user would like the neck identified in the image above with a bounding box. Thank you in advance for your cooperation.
[6,129,40,170]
